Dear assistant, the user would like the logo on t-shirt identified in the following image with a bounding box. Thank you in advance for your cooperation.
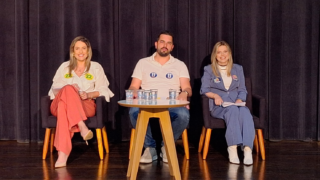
[85,73,94,80]
[150,72,157,78]
[64,73,73,78]
[166,73,174,79]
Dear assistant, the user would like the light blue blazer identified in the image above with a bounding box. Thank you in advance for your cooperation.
[200,64,247,112]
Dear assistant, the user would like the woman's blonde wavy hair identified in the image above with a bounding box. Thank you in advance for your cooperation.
[210,41,233,77]
[68,36,92,75]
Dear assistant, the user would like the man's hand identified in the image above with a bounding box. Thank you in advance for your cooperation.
[129,78,142,99]
[177,91,189,109]
[132,90,138,99]
[177,91,188,101]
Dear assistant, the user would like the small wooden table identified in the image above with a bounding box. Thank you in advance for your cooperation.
[118,99,189,180]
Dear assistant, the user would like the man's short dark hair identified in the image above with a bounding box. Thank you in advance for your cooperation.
[157,30,174,44]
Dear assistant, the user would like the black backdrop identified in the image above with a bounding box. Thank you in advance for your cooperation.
[0,0,319,143]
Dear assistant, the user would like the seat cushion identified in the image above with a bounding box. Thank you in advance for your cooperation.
[205,115,263,130]
[44,116,104,129]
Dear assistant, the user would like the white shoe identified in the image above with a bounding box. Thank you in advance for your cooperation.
[243,146,253,165]
[140,147,158,163]
[55,151,68,168]
[227,145,240,164]
[160,146,168,163]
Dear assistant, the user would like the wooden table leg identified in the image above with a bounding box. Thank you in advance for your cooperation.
[127,110,150,180]
[129,128,135,159]
[126,107,182,180]
[158,108,181,180]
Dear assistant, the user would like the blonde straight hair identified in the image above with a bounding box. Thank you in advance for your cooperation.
[210,41,233,77]
[68,36,92,76]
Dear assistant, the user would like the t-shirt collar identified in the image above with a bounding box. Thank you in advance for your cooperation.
[151,52,175,64]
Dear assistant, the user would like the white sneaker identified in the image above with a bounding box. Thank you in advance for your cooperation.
[243,146,253,165]
[160,146,168,163]
[140,147,158,163]
[227,145,240,164]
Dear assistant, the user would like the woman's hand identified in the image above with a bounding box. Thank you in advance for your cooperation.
[235,99,243,103]
[205,92,223,106]
[79,91,88,100]
[213,94,223,106]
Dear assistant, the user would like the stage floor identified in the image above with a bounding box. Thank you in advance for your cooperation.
[0,139,319,180]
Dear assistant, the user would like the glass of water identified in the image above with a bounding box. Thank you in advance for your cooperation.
[150,89,158,100]
[137,89,144,100]
[125,90,133,100]
[169,89,176,100]
[144,90,151,101]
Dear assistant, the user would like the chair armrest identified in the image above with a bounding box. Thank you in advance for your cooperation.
[95,96,106,125]
[41,96,51,128]
[252,94,266,129]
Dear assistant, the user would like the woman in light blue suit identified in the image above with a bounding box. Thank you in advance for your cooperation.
[200,41,255,165]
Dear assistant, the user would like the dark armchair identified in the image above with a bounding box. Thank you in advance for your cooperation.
[41,95,109,160]
[198,77,266,160]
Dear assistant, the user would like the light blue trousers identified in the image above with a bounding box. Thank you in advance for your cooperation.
[211,105,255,149]
[129,107,189,148]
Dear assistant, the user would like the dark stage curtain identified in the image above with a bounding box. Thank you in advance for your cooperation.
[0,0,319,143]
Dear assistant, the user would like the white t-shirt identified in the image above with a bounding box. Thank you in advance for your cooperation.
[218,65,232,90]
[48,61,114,102]
[132,53,190,99]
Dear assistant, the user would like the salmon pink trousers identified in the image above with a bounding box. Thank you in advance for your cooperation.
[50,85,96,155]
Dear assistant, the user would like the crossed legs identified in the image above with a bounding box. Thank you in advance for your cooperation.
[50,85,96,167]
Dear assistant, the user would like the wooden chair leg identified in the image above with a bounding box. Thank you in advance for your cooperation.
[202,129,212,160]
[42,128,51,159]
[50,128,55,153]
[182,129,189,159]
[257,129,266,160]
[102,127,109,153]
[129,129,135,159]
[96,128,104,160]
[253,132,259,153]
[198,126,206,152]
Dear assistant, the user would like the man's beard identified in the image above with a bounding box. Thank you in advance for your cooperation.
[157,48,170,57]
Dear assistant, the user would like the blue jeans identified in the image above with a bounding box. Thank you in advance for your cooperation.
[129,107,190,148]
